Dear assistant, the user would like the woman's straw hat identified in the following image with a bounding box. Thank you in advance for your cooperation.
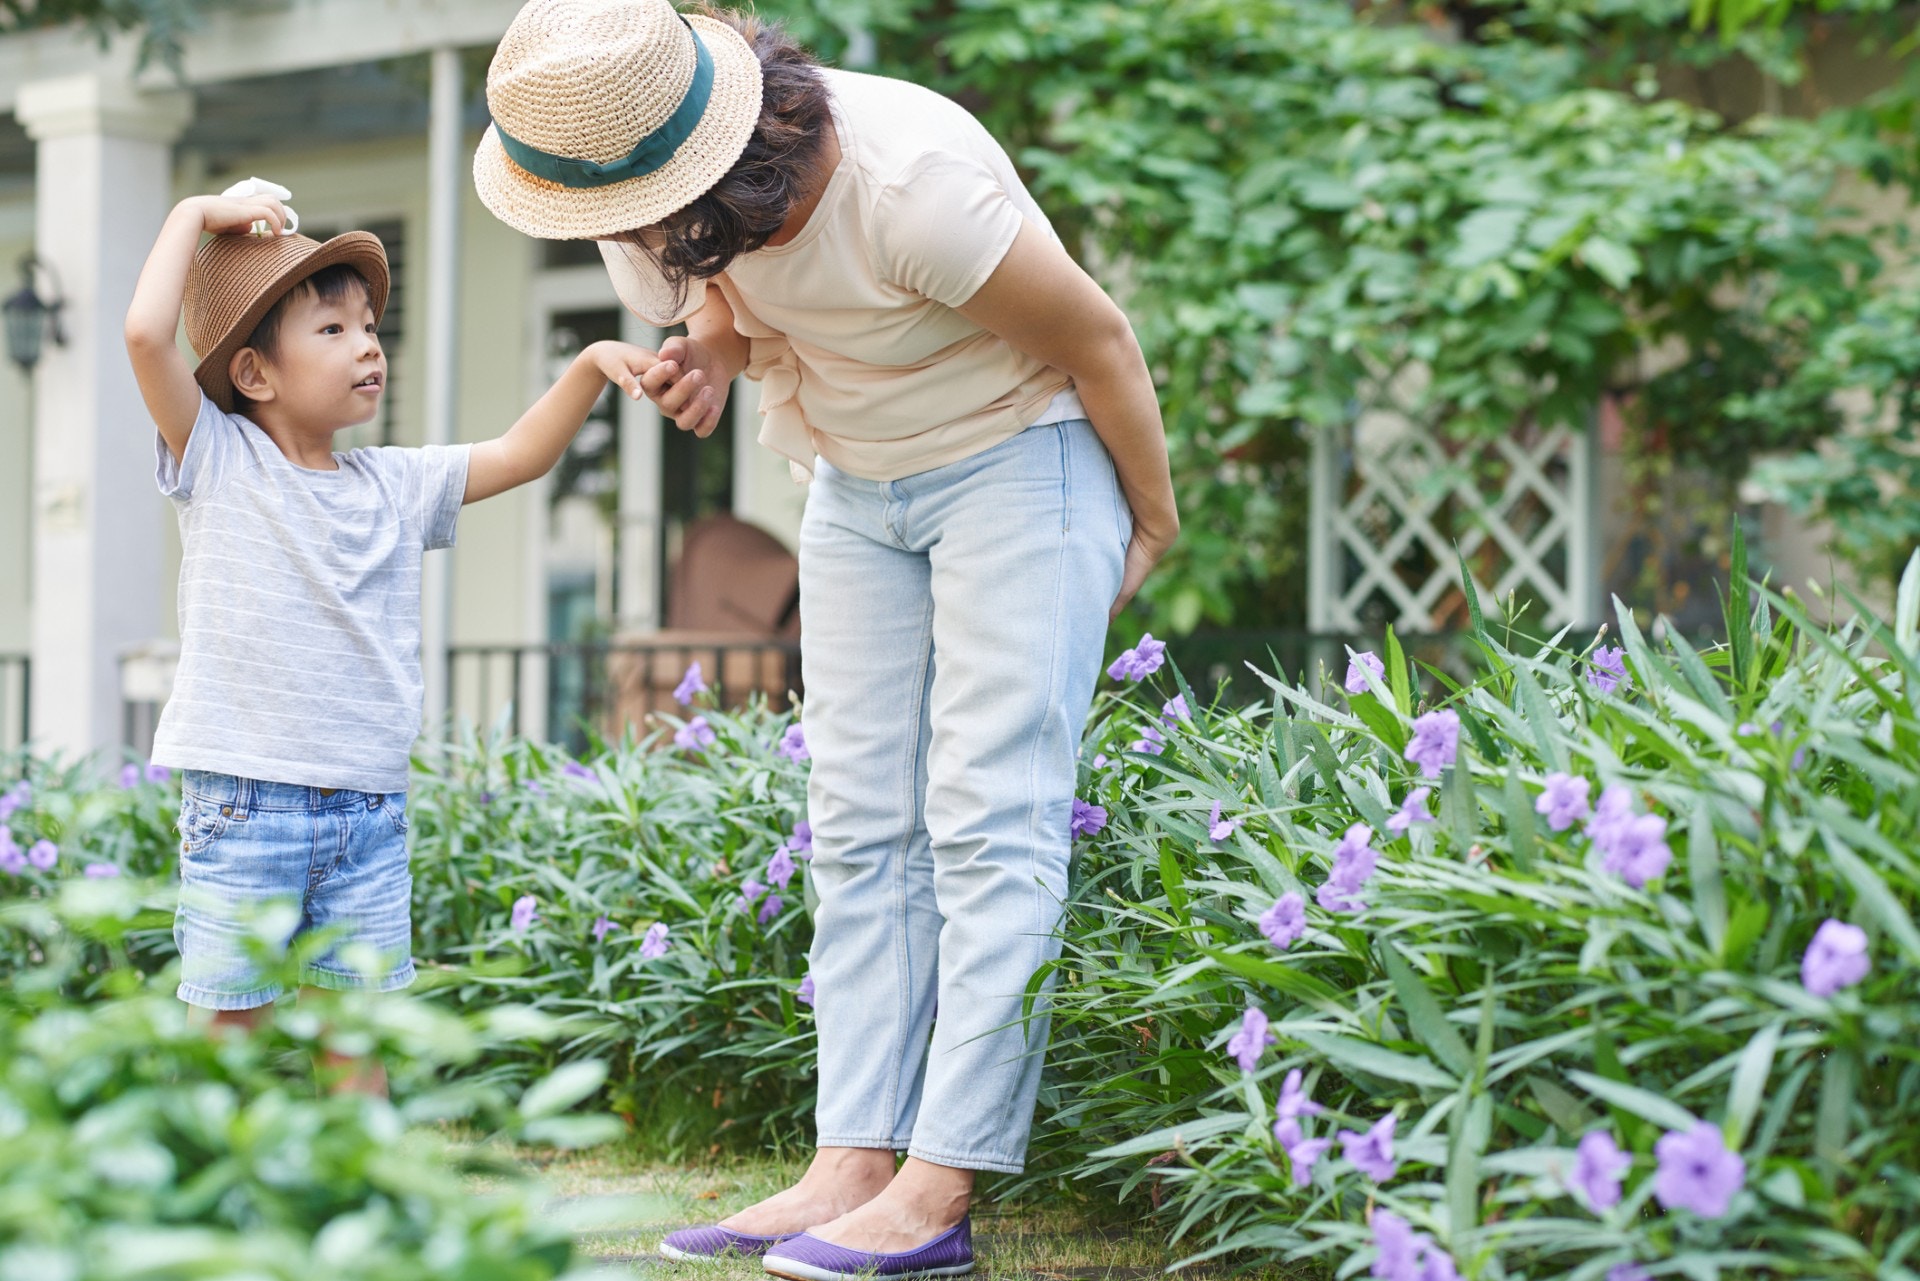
[184,230,391,413]
[474,0,765,240]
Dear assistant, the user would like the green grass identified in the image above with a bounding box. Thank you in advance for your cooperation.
[477,1142,1311,1279]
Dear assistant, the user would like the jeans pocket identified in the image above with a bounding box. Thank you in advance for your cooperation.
[178,795,230,855]
[381,796,410,837]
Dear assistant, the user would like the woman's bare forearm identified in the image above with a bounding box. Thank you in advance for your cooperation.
[686,284,749,382]
[1071,325,1178,546]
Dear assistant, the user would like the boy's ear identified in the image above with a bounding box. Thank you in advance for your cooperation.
[229,347,275,403]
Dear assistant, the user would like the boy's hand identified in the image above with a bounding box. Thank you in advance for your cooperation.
[582,339,659,403]
[638,335,729,438]
[187,194,294,239]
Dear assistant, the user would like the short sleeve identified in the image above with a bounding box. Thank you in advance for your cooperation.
[155,393,248,505]
[365,443,472,551]
[873,154,1026,308]
[599,239,707,327]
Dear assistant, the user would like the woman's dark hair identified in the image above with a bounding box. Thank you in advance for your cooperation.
[609,6,832,316]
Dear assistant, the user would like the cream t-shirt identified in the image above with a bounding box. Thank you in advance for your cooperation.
[599,67,1085,483]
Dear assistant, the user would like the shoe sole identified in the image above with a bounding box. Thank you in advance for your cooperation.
[764,1262,974,1281]
[661,1242,774,1262]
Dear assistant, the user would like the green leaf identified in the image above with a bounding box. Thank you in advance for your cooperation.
[1295,1032,1459,1091]
[1691,797,1728,958]
[1160,846,1191,922]
[1447,1088,1492,1231]
[1381,944,1475,1078]
[1502,765,1538,875]
[1579,235,1639,288]
[1815,1050,1855,1165]
[1729,516,1754,691]
[1568,1070,1698,1132]
[1527,1076,1596,1135]
[1204,948,1348,1015]
[1821,827,1920,962]
[519,1060,610,1120]
[1385,624,1412,717]
[1724,1019,1782,1150]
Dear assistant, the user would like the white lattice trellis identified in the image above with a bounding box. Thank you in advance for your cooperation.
[1307,412,1600,635]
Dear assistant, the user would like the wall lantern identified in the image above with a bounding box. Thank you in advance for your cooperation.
[4,255,66,374]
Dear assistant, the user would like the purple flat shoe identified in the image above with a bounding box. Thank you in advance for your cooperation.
[659,1224,804,1261]
[762,1218,974,1280]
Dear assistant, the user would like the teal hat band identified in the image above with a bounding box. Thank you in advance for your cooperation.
[496,19,715,190]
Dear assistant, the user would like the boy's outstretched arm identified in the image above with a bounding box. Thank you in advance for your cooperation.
[463,342,660,504]
[126,194,293,464]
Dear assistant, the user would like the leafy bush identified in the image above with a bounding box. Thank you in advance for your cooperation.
[8,548,1917,1275]
[0,890,620,1280]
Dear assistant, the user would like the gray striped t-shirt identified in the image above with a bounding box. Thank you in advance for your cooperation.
[152,393,471,793]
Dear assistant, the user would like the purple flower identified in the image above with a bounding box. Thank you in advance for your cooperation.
[119,763,141,789]
[1536,772,1593,832]
[737,878,766,913]
[777,724,810,763]
[84,863,122,879]
[788,819,813,858]
[1586,783,1634,842]
[767,845,798,889]
[796,973,816,1007]
[1420,1248,1459,1281]
[524,779,548,797]
[1653,1122,1745,1218]
[1385,787,1434,837]
[674,716,717,752]
[0,830,22,875]
[591,915,615,942]
[1225,1007,1276,1072]
[510,895,537,932]
[758,895,784,925]
[561,759,594,780]
[0,781,28,821]
[1129,724,1166,756]
[1369,1209,1421,1281]
[1317,823,1378,913]
[1071,798,1108,839]
[1259,892,1306,949]
[1607,1266,1651,1281]
[1340,1113,1398,1183]
[1276,1068,1323,1122]
[1568,1129,1632,1212]
[26,840,56,871]
[1107,633,1167,682]
[1404,710,1461,779]
[1597,812,1672,888]
[640,922,670,959]
[674,661,707,706]
[1345,651,1385,695]
[1162,694,1191,725]
[1092,753,1111,770]
[1587,645,1630,695]
[145,763,171,784]
[1274,1117,1333,1188]
[1207,800,1245,844]
[1801,919,1870,998]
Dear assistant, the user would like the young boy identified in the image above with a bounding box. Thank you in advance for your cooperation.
[125,184,657,1080]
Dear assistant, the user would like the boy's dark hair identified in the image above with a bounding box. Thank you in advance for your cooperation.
[606,5,831,317]
[234,264,375,410]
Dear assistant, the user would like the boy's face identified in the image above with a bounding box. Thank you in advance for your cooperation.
[233,282,386,430]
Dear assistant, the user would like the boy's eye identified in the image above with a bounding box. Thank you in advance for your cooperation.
[323,323,343,335]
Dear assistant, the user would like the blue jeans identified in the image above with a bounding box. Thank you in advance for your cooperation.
[799,420,1129,1173]
[173,770,416,1010]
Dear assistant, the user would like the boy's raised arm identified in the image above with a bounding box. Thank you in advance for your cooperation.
[463,341,661,504]
[126,194,292,463]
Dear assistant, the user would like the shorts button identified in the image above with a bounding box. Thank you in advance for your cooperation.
[319,787,336,797]
[220,805,233,816]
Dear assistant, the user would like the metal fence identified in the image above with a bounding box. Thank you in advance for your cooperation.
[448,639,803,754]
[0,655,26,753]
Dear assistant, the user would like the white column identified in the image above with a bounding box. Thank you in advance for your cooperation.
[420,45,463,733]
[17,75,192,762]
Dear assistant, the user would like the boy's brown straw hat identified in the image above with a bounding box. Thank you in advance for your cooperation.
[184,230,391,413]
[474,0,764,240]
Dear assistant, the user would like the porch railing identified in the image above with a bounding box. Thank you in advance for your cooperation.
[0,655,26,753]
[448,639,803,753]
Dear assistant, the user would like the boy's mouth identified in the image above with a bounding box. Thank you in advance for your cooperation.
[354,374,384,392]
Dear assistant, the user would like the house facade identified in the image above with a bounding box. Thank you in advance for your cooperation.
[0,1,807,762]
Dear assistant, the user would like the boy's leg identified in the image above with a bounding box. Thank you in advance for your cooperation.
[174,771,298,1014]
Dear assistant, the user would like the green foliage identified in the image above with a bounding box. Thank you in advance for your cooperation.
[6,550,1920,1271]
[0,895,612,1280]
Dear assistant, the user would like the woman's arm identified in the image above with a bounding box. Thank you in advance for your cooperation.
[956,220,1178,619]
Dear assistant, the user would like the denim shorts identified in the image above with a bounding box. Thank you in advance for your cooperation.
[173,770,416,1011]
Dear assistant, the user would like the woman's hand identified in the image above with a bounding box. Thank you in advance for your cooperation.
[639,334,730,437]
[1112,516,1178,622]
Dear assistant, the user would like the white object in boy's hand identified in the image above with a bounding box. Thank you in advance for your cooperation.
[220,177,299,237]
